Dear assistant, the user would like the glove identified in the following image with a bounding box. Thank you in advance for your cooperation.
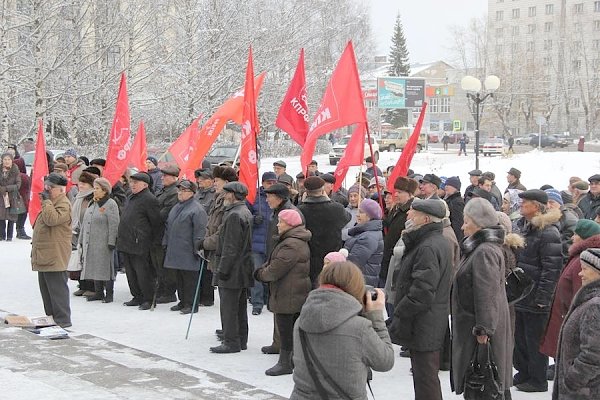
[253,268,264,282]
[218,272,231,281]
[39,190,50,201]
[253,214,264,225]
[108,244,115,251]
[194,239,204,252]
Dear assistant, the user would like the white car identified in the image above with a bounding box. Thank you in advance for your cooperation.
[480,138,505,156]
[329,136,379,165]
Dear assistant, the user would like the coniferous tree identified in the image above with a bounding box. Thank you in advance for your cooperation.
[385,13,410,127]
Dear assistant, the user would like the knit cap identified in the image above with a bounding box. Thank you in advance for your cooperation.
[580,249,600,272]
[545,189,563,205]
[278,209,303,227]
[464,198,499,228]
[575,220,600,240]
[324,249,348,264]
[359,198,382,220]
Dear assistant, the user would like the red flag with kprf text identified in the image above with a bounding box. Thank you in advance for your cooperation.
[238,47,260,203]
[28,119,49,226]
[276,49,309,146]
[129,121,148,172]
[300,41,367,173]
[103,73,131,186]
[332,123,366,192]
[387,103,428,193]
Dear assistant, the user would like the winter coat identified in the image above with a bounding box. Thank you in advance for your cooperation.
[364,166,383,180]
[445,192,464,242]
[156,182,179,242]
[541,234,600,358]
[256,225,311,314]
[147,167,163,194]
[31,193,72,272]
[116,188,161,255]
[388,222,452,351]
[577,191,600,220]
[203,192,226,272]
[450,226,513,395]
[0,164,23,221]
[341,205,359,242]
[194,186,215,214]
[515,208,564,313]
[463,184,477,202]
[163,197,208,271]
[381,199,412,283]
[490,183,503,208]
[330,188,349,208]
[79,196,120,281]
[215,200,253,289]
[507,180,527,192]
[345,219,384,287]
[247,187,272,255]
[110,181,128,213]
[298,195,351,284]
[553,278,600,400]
[558,206,578,259]
[266,199,303,257]
[18,172,30,210]
[290,288,394,400]
[443,221,461,271]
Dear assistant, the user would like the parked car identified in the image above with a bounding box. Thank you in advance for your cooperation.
[379,128,427,152]
[329,136,379,165]
[529,134,568,148]
[512,135,534,145]
[203,144,239,168]
[427,132,439,143]
[480,137,505,156]
[22,149,66,167]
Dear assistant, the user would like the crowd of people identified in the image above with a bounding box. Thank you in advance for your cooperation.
[5,142,600,399]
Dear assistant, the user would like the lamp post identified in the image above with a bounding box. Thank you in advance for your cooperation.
[461,75,500,170]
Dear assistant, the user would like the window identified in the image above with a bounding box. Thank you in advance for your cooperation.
[595,20,600,30]
[595,1,600,12]
[528,6,536,16]
[574,3,583,13]
[528,24,536,33]
[545,21,553,32]
[429,97,439,113]
[429,122,440,131]
[512,26,520,35]
[573,59,582,70]
[544,39,553,50]
[546,4,554,14]
[512,8,520,18]
[440,97,451,114]
[527,41,535,51]
[496,10,504,21]
[496,27,504,36]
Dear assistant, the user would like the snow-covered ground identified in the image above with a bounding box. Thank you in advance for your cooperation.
[2,149,597,399]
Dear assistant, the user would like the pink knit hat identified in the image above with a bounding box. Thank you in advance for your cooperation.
[278,209,303,227]
[324,249,348,263]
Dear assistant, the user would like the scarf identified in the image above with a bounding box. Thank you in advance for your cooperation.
[461,226,505,255]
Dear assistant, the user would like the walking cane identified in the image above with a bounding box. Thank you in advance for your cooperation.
[185,255,207,340]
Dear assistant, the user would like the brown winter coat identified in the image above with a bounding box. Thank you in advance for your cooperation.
[203,192,226,272]
[256,225,312,314]
[0,164,23,221]
[31,193,72,272]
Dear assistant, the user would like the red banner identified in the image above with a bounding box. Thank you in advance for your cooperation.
[300,41,367,173]
[275,49,309,146]
[238,47,259,203]
[29,120,49,226]
[185,73,266,175]
[129,121,148,172]
[168,115,202,178]
[386,103,428,193]
[332,123,366,192]
[103,73,131,186]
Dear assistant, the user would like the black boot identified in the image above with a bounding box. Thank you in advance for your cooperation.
[87,281,105,301]
[102,280,114,303]
[265,349,293,376]
[16,228,30,240]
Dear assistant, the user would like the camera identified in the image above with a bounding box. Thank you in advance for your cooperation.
[365,285,378,302]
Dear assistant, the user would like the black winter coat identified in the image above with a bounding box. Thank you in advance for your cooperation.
[515,208,563,313]
[389,222,452,352]
[445,192,465,242]
[380,199,412,283]
[298,195,351,284]
[156,182,179,242]
[194,186,216,214]
[116,188,161,255]
[577,191,600,220]
[266,199,303,257]
[215,201,254,289]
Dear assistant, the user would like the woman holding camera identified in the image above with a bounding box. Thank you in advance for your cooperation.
[255,209,311,376]
[290,261,394,400]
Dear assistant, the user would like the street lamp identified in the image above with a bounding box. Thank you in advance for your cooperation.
[461,75,500,170]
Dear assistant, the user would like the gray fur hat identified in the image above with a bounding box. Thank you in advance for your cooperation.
[464,197,498,228]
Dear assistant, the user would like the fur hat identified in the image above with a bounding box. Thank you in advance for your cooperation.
[575,220,600,240]
[394,176,418,194]
[94,177,112,194]
[278,209,303,227]
[359,198,382,220]
[580,248,600,272]
[304,176,325,191]
[90,158,106,167]
[83,166,102,177]
[213,166,238,182]
[77,171,96,187]
[44,172,68,187]
[53,163,68,173]
[464,198,499,228]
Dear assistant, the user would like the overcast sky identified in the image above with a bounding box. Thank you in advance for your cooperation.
[370,0,488,64]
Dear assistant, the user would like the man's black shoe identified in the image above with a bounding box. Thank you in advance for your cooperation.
[252,308,262,315]
[138,302,151,310]
[210,344,240,353]
[516,382,548,392]
[399,349,411,358]
[180,307,198,314]
[170,303,183,311]
[156,295,177,304]
[215,329,223,335]
[123,298,142,306]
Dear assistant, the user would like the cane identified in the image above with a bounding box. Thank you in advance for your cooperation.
[185,255,207,340]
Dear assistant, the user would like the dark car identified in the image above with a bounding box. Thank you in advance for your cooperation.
[529,134,568,148]
[204,144,239,168]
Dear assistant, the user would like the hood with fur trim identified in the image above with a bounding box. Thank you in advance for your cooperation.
[504,232,525,249]
[530,207,562,230]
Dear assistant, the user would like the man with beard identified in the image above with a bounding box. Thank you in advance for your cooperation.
[210,182,253,354]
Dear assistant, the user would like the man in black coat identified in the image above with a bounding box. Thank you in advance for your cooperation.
[443,176,465,242]
[389,199,452,400]
[194,168,216,213]
[117,172,162,310]
[298,176,351,286]
[210,182,254,354]
[578,174,600,220]
[463,169,481,202]
[513,189,563,393]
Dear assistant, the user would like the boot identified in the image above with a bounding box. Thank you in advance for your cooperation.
[87,281,105,301]
[265,349,293,376]
[16,228,31,240]
[102,280,114,303]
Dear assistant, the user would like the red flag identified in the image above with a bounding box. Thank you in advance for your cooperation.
[29,119,49,226]
[386,103,428,193]
[185,73,266,175]
[168,116,202,178]
[300,41,367,173]
[129,121,148,172]
[103,73,131,186]
[332,123,366,191]
[238,47,260,203]
[275,49,309,146]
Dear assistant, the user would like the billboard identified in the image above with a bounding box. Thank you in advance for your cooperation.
[377,77,425,109]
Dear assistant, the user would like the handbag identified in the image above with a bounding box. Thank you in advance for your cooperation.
[505,267,534,304]
[67,249,82,272]
[463,341,501,400]
[8,191,26,214]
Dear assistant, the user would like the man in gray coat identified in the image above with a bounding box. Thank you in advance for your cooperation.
[210,182,253,354]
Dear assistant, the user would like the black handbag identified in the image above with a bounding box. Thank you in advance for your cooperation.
[505,266,534,304]
[463,342,501,400]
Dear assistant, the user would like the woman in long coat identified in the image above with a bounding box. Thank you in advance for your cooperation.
[451,198,513,398]
[70,171,95,295]
[256,209,312,376]
[79,178,120,302]
[0,153,24,241]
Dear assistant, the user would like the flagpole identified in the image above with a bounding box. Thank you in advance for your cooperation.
[365,123,384,212]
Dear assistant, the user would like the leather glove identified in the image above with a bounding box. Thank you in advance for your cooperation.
[218,272,231,281]
[253,214,264,225]
[108,244,115,251]
[39,190,50,201]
